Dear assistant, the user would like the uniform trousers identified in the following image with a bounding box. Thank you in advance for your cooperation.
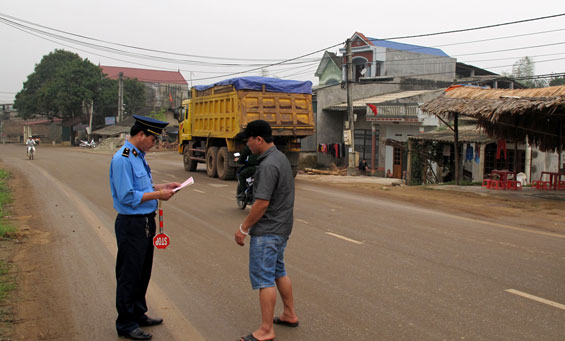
[115,213,156,333]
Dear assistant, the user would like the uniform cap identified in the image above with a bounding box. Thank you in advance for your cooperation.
[132,115,168,137]
[235,120,272,140]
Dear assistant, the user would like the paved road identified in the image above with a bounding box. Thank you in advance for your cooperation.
[1,144,564,340]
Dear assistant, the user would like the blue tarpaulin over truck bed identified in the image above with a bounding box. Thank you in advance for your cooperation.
[193,76,312,94]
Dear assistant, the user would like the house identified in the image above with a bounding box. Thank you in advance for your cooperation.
[312,32,524,178]
[315,51,343,86]
[313,32,456,177]
[99,65,189,116]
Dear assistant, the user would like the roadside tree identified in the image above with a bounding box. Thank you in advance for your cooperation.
[549,76,565,86]
[511,56,548,88]
[14,49,146,136]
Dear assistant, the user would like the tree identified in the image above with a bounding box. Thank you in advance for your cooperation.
[14,50,103,120]
[15,49,146,129]
[93,77,145,127]
[122,78,146,116]
[549,76,565,86]
[510,56,548,88]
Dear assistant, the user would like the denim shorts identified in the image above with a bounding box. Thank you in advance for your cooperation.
[249,235,288,290]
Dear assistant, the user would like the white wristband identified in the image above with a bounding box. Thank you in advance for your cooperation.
[239,224,249,236]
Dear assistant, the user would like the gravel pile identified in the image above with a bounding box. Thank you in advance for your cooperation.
[95,137,126,152]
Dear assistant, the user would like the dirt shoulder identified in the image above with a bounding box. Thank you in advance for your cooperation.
[0,162,72,340]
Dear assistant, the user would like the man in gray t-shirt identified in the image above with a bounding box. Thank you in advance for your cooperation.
[235,120,299,341]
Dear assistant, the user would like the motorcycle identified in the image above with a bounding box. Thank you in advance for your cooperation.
[235,151,255,209]
[236,175,255,209]
[80,139,96,148]
[27,146,35,160]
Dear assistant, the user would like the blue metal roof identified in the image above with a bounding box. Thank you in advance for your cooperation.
[367,38,449,57]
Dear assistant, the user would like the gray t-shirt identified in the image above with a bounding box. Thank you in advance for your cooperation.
[250,146,294,237]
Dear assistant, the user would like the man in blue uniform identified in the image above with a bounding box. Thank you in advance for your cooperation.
[110,115,181,340]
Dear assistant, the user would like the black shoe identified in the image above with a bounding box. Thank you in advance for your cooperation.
[139,316,163,327]
[118,327,152,340]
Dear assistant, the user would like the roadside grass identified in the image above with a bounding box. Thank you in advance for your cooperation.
[0,169,16,237]
[0,169,16,323]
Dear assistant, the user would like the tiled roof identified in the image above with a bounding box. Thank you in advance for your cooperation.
[100,65,187,85]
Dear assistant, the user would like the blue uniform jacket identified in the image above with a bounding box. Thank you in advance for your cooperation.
[110,140,157,215]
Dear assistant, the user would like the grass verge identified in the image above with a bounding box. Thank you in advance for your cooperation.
[0,169,15,237]
[0,169,16,328]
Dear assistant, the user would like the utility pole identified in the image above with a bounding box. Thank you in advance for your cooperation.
[117,72,124,123]
[346,38,356,174]
[88,100,94,141]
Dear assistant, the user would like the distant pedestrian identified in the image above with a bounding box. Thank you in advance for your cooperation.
[234,120,299,341]
[109,115,181,340]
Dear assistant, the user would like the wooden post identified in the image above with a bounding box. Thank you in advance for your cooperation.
[454,114,460,185]
[371,123,376,175]
[406,139,412,184]
[557,120,563,173]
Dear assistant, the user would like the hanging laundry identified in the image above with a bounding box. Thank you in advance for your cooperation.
[496,139,507,160]
[474,143,480,163]
[466,144,474,161]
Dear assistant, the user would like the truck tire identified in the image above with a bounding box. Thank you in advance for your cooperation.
[183,141,198,172]
[217,147,236,180]
[206,146,218,178]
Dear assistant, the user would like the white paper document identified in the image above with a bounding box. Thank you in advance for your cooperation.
[173,177,194,192]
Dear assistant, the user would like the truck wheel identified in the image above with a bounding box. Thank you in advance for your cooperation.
[217,147,236,180]
[183,141,198,172]
[206,146,218,178]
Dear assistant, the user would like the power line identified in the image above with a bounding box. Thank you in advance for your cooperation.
[379,13,565,40]
[2,12,565,83]
[0,16,319,67]
[0,12,310,63]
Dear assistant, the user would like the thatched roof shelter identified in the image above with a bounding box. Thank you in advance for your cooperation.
[420,85,565,152]
[410,124,494,144]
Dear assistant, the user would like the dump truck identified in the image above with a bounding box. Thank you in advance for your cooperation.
[178,76,314,180]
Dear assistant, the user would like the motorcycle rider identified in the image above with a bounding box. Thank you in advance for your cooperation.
[25,136,36,157]
[236,145,259,199]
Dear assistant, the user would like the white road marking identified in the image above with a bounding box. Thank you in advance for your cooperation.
[325,232,363,245]
[296,218,310,225]
[192,189,205,193]
[505,289,565,310]
[209,184,229,188]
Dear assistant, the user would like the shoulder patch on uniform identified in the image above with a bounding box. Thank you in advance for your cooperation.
[122,148,130,157]
[132,149,138,157]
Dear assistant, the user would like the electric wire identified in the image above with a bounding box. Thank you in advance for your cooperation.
[2,12,565,84]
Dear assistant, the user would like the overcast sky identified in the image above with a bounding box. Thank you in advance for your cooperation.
[1,0,564,103]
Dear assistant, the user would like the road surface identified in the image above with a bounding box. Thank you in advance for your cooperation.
[0,144,563,340]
